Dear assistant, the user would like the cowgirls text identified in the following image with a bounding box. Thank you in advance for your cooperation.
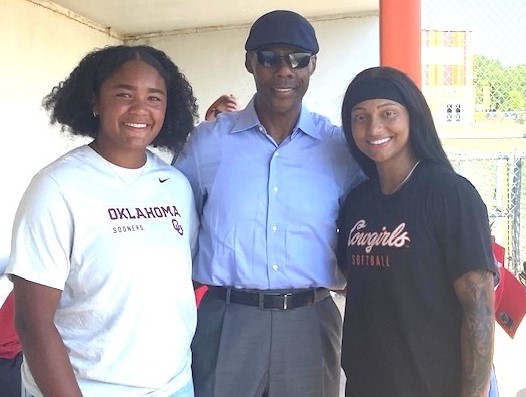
[347,219,411,253]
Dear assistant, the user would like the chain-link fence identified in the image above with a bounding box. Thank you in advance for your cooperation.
[449,152,525,275]
[420,1,526,275]
[421,0,526,126]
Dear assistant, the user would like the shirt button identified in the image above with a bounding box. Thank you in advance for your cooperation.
[274,152,279,157]
[273,186,279,193]
[272,225,277,232]
[272,264,279,270]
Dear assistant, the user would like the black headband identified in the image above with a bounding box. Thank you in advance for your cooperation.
[346,77,407,111]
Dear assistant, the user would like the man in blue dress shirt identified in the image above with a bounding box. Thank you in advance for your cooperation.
[174,10,364,397]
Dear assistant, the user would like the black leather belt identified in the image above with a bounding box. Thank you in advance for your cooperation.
[207,286,331,310]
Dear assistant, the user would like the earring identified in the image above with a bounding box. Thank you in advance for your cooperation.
[93,111,98,118]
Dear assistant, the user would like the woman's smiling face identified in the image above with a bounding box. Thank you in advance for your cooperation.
[350,98,413,168]
[93,59,167,155]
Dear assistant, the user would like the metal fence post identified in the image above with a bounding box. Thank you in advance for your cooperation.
[510,152,522,273]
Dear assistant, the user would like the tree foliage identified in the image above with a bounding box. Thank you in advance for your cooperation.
[474,55,526,111]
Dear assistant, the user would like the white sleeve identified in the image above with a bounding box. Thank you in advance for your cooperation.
[6,172,72,290]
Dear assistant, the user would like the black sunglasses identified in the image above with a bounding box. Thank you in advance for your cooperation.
[255,50,313,69]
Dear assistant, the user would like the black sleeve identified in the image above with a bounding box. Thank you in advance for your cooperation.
[433,175,497,281]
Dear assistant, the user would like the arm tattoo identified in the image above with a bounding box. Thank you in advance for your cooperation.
[454,269,495,397]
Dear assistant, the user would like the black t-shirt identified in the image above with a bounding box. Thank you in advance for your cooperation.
[337,161,496,397]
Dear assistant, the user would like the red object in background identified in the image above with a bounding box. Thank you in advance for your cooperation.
[492,242,526,338]
[194,285,208,307]
[492,242,505,268]
[0,292,22,359]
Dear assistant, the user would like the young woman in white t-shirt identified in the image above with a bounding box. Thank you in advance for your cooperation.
[7,45,199,397]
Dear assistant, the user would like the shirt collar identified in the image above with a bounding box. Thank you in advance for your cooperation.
[230,95,323,141]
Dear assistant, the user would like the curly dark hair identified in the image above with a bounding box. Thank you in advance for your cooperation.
[42,45,198,152]
[341,66,453,179]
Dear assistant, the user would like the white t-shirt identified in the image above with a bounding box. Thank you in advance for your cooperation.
[7,145,198,397]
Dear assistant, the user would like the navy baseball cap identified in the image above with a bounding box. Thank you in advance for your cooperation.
[245,10,319,54]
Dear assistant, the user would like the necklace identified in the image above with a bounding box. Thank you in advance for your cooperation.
[392,160,421,194]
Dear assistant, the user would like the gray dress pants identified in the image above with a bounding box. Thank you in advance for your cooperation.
[191,291,342,397]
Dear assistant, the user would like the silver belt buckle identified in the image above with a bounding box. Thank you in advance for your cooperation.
[282,293,292,310]
[258,292,293,310]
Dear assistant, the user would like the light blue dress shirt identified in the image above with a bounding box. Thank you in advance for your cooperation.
[174,96,365,290]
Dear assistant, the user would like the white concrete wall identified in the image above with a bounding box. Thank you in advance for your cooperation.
[0,0,121,262]
[0,0,379,265]
[132,14,379,124]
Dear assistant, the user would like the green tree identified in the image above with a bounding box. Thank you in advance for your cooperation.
[474,55,526,111]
